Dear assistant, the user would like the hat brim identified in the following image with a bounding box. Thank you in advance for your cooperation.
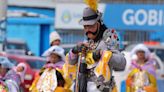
[79,14,101,25]
[52,52,65,61]
[42,50,65,61]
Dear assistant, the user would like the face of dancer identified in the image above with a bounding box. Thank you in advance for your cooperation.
[17,66,25,72]
[136,50,146,60]
[0,65,8,76]
[83,22,100,40]
[49,53,61,64]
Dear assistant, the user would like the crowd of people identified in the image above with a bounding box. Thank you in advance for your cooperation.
[0,1,159,92]
[29,3,158,92]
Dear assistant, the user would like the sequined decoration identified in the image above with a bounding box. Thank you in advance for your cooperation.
[37,69,57,92]
[133,70,150,92]
[0,81,8,92]
[103,29,119,50]
[88,39,100,50]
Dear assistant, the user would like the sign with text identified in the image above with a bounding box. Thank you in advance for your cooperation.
[104,4,164,31]
[55,4,105,29]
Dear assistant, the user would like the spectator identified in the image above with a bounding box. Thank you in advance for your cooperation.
[49,31,61,46]
[42,31,64,57]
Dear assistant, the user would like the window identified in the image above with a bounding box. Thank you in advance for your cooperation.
[6,43,26,50]
[26,60,46,69]
[154,59,160,70]
[149,48,164,62]
[156,49,164,62]
[8,58,18,65]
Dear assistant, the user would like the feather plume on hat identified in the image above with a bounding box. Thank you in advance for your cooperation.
[84,0,99,12]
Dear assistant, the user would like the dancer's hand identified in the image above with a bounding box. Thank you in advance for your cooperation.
[72,42,89,54]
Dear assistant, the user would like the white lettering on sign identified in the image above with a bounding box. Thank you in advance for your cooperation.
[148,9,158,26]
[122,9,164,26]
[122,9,134,25]
[135,9,147,25]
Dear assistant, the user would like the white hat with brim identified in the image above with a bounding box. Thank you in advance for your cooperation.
[42,46,65,61]
[0,56,14,69]
[79,7,102,25]
[130,44,151,59]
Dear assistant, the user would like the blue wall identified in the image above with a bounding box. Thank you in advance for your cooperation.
[7,23,40,55]
[7,6,55,56]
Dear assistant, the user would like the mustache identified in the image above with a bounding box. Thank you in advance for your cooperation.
[86,31,98,35]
